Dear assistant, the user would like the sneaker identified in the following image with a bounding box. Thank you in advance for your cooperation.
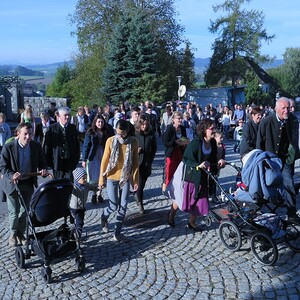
[17,234,27,246]
[101,214,109,233]
[8,234,17,247]
[113,233,131,242]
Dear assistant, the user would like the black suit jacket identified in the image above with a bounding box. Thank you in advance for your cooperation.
[256,113,299,161]
[239,120,259,157]
[0,139,47,194]
[43,122,80,172]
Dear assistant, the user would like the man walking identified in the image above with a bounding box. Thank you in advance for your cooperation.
[43,107,80,180]
[256,97,300,219]
[0,123,48,247]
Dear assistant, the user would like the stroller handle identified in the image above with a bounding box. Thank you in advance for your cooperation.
[22,171,54,179]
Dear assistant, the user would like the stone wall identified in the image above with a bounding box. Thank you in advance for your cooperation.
[24,97,69,117]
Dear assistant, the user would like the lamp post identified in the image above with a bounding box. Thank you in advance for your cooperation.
[176,75,182,102]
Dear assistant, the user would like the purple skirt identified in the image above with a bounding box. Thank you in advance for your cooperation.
[182,181,209,216]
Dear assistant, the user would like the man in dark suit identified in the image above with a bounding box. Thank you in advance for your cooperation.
[0,123,48,247]
[34,111,56,146]
[43,106,80,180]
[256,97,300,220]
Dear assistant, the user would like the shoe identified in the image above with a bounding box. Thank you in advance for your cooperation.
[17,234,27,246]
[167,211,175,228]
[101,214,109,233]
[113,233,131,242]
[8,234,17,247]
[187,222,202,232]
[97,193,104,203]
[91,194,97,205]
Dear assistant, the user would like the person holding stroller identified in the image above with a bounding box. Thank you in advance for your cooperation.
[0,123,48,247]
[256,97,300,220]
[167,119,225,230]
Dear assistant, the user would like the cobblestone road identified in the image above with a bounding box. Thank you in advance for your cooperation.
[1,137,300,300]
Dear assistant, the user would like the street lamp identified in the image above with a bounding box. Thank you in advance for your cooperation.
[176,75,182,102]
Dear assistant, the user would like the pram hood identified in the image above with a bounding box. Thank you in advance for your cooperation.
[29,178,73,227]
[236,150,284,204]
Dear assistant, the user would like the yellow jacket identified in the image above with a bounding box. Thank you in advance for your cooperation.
[99,136,139,187]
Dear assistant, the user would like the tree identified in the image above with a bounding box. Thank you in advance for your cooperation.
[46,64,73,98]
[205,0,274,90]
[69,0,185,103]
[179,42,196,90]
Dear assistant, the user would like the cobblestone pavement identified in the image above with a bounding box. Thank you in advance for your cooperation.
[1,137,300,300]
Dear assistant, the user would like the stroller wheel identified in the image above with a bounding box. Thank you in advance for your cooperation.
[15,246,25,269]
[41,266,52,284]
[284,220,300,252]
[219,220,242,251]
[250,231,278,266]
[75,256,86,273]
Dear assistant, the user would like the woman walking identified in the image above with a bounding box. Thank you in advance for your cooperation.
[167,119,225,230]
[134,114,157,214]
[99,119,139,241]
[82,114,114,203]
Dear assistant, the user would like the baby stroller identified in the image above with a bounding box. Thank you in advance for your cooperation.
[203,151,300,265]
[15,176,85,283]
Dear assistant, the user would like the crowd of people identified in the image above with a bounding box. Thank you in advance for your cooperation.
[0,96,299,246]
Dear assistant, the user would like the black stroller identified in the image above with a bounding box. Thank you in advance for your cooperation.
[15,177,85,283]
[203,159,300,266]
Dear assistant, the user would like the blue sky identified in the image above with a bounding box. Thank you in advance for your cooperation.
[0,0,299,65]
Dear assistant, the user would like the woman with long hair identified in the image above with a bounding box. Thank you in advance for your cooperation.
[99,119,139,241]
[82,114,114,203]
[167,119,225,230]
[134,114,157,214]
[20,104,35,133]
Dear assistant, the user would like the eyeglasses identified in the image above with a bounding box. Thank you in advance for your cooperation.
[208,127,216,131]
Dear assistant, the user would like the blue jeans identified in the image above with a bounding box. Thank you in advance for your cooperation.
[103,179,130,236]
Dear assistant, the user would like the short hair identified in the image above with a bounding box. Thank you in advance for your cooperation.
[50,102,56,106]
[251,106,262,115]
[40,111,49,118]
[131,106,141,113]
[58,106,71,115]
[16,122,33,132]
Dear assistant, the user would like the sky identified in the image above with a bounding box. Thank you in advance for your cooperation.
[0,0,299,65]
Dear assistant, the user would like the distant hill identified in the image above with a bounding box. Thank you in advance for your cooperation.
[0,65,44,76]
[0,58,283,77]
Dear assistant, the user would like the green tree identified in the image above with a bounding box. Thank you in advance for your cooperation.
[179,42,196,90]
[205,0,274,90]
[46,64,73,98]
[69,0,184,103]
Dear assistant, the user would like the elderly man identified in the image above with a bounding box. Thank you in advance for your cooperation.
[0,123,48,246]
[43,107,80,180]
[256,97,300,220]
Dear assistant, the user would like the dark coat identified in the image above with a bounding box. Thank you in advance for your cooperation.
[34,120,56,145]
[135,130,157,177]
[163,124,187,157]
[239,120,259,157]
[43,122,80,172]
[256,113,299,163]
[183,138,218,198]
[81,126,114,162]
[0,139,47,194]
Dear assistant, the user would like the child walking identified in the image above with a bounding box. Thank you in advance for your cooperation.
[69,167,97,236]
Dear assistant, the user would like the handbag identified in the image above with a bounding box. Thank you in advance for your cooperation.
[182,163,194,183]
